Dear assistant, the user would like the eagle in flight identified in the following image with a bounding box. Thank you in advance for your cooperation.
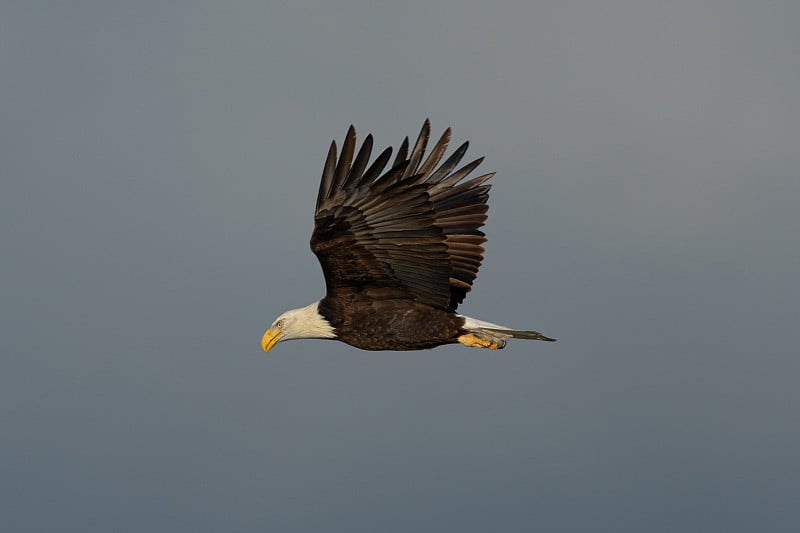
[262,120,555,351]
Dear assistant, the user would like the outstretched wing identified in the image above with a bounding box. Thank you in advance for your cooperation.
[311,120,493,311]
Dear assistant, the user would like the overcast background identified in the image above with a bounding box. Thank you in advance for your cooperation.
[2,1,799,531]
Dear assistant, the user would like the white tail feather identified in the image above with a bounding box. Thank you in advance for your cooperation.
[459,314,556,343]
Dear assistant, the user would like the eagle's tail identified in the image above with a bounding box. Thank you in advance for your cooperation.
[457,315,556,349]
[482,327,556,342]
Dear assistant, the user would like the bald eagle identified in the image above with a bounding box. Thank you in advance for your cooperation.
[262,120,555,352]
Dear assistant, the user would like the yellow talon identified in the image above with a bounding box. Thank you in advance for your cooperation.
[458,333,501,349]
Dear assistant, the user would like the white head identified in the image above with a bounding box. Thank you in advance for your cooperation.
[261,301,336,352]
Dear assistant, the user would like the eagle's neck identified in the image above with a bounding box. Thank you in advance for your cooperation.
[289,301,336,340]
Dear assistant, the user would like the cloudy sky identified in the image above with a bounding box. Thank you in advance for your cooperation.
[2,1,799,531]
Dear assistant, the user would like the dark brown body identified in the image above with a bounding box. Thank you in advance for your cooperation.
[319,296,467,350]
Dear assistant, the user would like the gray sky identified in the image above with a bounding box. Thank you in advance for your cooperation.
[2,1,799,531]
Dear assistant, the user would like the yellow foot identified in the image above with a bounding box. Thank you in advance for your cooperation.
[458,333,503,350]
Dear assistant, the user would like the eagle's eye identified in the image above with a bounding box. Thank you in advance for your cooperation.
[274,319,284,329]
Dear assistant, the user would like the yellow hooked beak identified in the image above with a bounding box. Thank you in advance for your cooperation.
[261,328,282,352]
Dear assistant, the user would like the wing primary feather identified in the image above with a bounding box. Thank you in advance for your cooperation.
[370,160,411,192]
[393,136,409,167]
[342,133,373,191]
[425,141,469,184]
[331,125,356,194]
[362,146,393,183]
[316,140,338,212]
[433,185,492,213]
[428,157,484,191]
[402,119,431,179]
[437,203,489,218]
[445,234,485,244]
[430,173,495,202]
[417,128,451,178]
